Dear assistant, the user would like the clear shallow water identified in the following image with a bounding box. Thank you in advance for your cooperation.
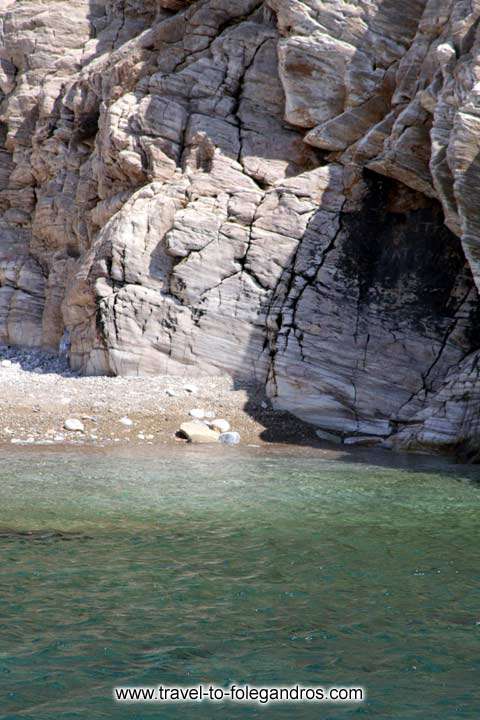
[1,446,479,719]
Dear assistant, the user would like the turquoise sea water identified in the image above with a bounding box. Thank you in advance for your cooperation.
[0,446,479,719]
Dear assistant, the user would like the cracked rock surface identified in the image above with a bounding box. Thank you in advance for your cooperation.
[2,0,480,454]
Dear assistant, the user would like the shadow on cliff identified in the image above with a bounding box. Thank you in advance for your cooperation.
[236,0,480,470]
[0,344,74,376]
[239,170,480,449]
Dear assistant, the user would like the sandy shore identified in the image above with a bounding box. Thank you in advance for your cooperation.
[0,347,318,448]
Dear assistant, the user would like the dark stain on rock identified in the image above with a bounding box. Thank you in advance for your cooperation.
[338,171,475,329]
[465,301,480,350]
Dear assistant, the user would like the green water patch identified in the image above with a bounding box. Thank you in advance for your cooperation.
[0,448,479,719]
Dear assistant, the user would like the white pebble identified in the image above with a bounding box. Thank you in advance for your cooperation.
[119,416,133,427]
[189,408,205,420]
[210,418,230,433]
[64,418,85,432]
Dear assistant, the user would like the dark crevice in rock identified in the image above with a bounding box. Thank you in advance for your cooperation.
[75,109,100,142]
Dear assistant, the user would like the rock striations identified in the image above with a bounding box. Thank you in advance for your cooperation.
[2,0,480,455]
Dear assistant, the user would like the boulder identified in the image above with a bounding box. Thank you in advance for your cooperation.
[178,421,220,444]
[64,418,84,432]
[315,429,342,445]
[209,419,231,433]
[219,432,241,446]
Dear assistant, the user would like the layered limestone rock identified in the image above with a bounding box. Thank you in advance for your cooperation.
[1,0,480,454]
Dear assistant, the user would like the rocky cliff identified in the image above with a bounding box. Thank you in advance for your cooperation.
[1,0,480,454]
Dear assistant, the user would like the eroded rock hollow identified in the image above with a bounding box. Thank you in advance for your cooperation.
[2,0,480,453]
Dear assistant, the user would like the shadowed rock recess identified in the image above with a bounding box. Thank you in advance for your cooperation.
[2,0,480,455]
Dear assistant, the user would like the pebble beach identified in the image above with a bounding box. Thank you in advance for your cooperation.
[0,346,317,448]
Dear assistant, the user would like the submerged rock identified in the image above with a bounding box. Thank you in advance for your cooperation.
[315,429,342,445]
[344,436,383,448]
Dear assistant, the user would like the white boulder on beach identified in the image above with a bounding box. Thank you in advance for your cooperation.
[179,421,220,444]
[64,419,85,432]
[209,419,231,433]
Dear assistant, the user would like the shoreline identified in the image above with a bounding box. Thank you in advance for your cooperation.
[0,347,472,468]
[0,347,322,450]
[0,432,472,475]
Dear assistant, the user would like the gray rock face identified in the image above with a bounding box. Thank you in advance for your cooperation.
[2,0,480,453]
